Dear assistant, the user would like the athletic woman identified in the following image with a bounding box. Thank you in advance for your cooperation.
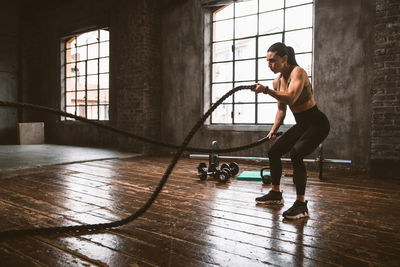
[252,42,330,219]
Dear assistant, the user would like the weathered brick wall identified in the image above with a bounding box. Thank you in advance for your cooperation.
[371,0,400,178]
[112,0,162,154]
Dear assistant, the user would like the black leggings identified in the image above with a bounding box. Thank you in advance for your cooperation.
[268,106,330,195]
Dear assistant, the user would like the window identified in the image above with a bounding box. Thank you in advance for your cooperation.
[62,28,110,120]
[210,0,313,125]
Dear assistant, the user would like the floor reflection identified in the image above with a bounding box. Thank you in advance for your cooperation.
[283,216,309,265]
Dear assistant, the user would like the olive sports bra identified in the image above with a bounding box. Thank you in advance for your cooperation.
[277,73,313,108]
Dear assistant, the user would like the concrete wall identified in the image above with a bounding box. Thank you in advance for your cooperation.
[161,0,375,170]
[0,1,19,144]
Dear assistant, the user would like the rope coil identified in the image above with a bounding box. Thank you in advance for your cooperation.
[0,85,274,238]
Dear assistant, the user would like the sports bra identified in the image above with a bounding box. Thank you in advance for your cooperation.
[277,72,313,108]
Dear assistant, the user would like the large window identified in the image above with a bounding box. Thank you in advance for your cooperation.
[62,28,110,120]
[210,0,313,125]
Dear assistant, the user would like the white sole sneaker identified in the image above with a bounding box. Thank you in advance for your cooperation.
[256,199,284,205]
[283,211,309,219]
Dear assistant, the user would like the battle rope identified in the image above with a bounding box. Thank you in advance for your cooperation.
[0,85,274,238]
[0,92,273,154]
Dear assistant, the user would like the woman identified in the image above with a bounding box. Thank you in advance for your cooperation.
[252,42,330,219]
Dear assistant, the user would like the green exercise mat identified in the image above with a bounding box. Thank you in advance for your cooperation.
[237,170,270,181]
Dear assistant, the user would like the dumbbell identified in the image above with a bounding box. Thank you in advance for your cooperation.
[220,162,239,177]
[214,168,230,183]
[197,162,208,180]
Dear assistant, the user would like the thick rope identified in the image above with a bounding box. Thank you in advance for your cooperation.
[0,90,272,154]
[0,85,273,238]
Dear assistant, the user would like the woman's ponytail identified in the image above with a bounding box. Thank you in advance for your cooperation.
[285,46,298,66]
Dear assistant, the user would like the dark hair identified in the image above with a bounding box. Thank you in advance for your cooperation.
[267,42,298,66]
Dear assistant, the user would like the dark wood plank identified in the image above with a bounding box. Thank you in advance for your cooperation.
[0,155,400,266]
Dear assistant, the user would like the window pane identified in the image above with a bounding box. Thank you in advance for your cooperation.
[258,33,282,57]
[77,76,86,90]
[66,63,76,77]
[285,29,312,54]
[212,104,232,123]
[213,20,233,41]
[87,90,98,103]
[235,59,255,81]
[259,10,284,35]
[235,0,257,17]
[87,59,98,75]
[99,90,109,104]
[66,47,76,62]
[77,34,87,46]
[284,109,296,124]
[76,61,86,76]
[66,106,76,116]
[100,74,109,89]
[66,92,76,106]
[235,15,257,39]
[87,105,98,120]
[296,53,312,76]
[285,4,313,31]
[212,83,233,103]
[77,105,86,117]
[88,43,99,59]
[234,90,255,103]
[213,41,233,62]
[259,0,284,12]
[86,30,99,44]
[99,105,109,120]
[66,77,76,91]
[214,5,233,21]
[100,42,109,57]
[100,58,109,73]
[213,62,233,83]
[235,38,256,60]
[258,58,276,80]
[257,103,278,124]
[76,90,85,101]
[234,104,255,123]
[99,30,109,41]
[87,75,98,89]
[286,0,313,7]
[77,46,87,61]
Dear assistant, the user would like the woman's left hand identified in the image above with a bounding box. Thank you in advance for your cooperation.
[252,83,267,94]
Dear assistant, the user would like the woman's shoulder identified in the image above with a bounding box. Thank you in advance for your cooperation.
[291,66,307,77]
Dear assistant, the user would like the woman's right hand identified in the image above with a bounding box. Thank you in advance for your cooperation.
[267,130,277,141]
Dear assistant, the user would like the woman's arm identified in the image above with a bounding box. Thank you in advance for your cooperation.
[255,67,306,106]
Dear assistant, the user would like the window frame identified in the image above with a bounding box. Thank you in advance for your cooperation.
[61,28,110,121]
[206,0,314,127]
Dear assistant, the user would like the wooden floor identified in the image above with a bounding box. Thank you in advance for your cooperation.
[0,155,399,266]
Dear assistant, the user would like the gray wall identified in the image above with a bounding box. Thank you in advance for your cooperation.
[0,2,19,144]
[161,0,376,171]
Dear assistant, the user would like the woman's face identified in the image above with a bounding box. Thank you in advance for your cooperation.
[266,51,287,74]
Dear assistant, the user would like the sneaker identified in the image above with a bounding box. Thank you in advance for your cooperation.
[255,190,284,205]
[283,200,309,219]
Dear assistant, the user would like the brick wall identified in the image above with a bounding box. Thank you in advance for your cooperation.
[371,0,400,178]
[112,0,162,154]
